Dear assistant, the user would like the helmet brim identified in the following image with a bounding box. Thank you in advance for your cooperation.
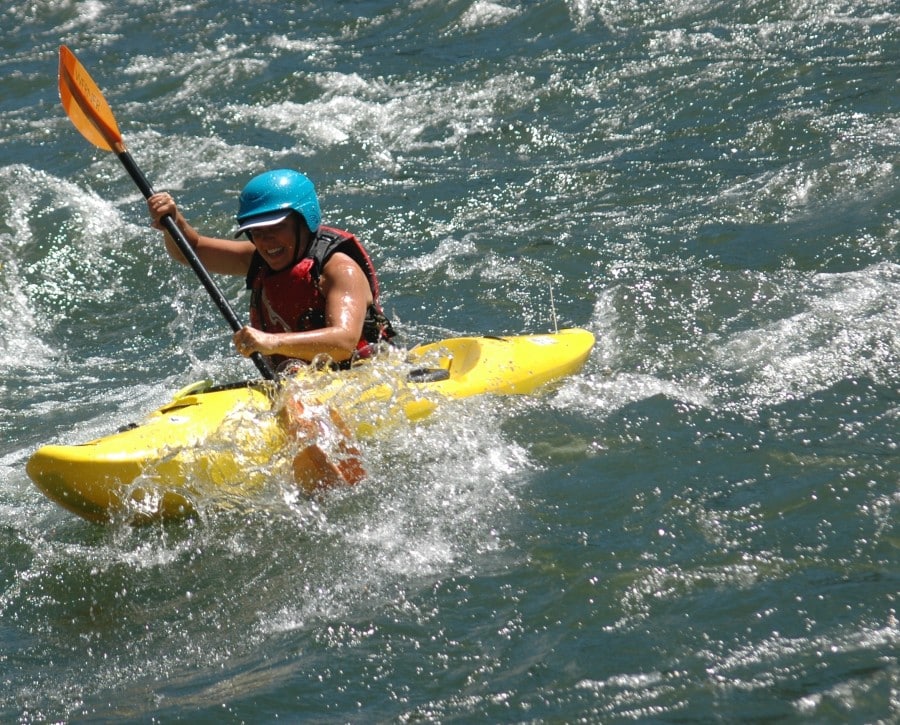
[234,209,292,237]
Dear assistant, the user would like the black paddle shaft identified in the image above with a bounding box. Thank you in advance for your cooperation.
[116,150,277,381]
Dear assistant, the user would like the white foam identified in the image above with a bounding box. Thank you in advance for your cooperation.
[459,1,521,30]
[717,263,900,410]
[224,70,535,172]
[0,165,125,368]
[257,399,530,633]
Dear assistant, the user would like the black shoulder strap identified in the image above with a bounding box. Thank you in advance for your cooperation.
[306,229,346,282]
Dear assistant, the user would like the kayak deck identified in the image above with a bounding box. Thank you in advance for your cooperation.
[27,328,595,523]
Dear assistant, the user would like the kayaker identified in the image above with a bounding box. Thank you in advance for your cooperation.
[147,169,394,370]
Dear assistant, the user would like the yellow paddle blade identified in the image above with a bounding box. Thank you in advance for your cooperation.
[58,45,124,152]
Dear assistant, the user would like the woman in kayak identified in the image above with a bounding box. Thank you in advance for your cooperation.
[147,168,393,370]
[148,169,392,492]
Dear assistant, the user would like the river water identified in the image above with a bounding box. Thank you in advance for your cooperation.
[1,1,898,722]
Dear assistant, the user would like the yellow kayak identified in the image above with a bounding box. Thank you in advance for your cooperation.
[27,328,595,523]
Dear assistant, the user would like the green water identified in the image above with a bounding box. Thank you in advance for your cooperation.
[1,1,898,721]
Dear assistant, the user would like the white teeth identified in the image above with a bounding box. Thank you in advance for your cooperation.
[268,247,284,256]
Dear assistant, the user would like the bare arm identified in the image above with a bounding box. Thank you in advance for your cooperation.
[147,192,254,276]
[233,252,374,363]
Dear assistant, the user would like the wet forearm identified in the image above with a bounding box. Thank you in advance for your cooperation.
[242,327,362,363]
[272,329,360,362]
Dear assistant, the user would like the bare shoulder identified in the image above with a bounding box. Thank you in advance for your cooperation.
[322,252,366,277]
[320,252,372,298]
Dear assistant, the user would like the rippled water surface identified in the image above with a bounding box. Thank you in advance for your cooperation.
[1,0,898,721]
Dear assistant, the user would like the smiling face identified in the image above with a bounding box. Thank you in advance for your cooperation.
[247,214,308,271]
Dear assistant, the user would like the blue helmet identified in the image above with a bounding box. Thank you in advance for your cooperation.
[235,169,321,235]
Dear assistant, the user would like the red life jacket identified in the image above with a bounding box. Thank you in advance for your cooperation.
[245,225,395,366]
